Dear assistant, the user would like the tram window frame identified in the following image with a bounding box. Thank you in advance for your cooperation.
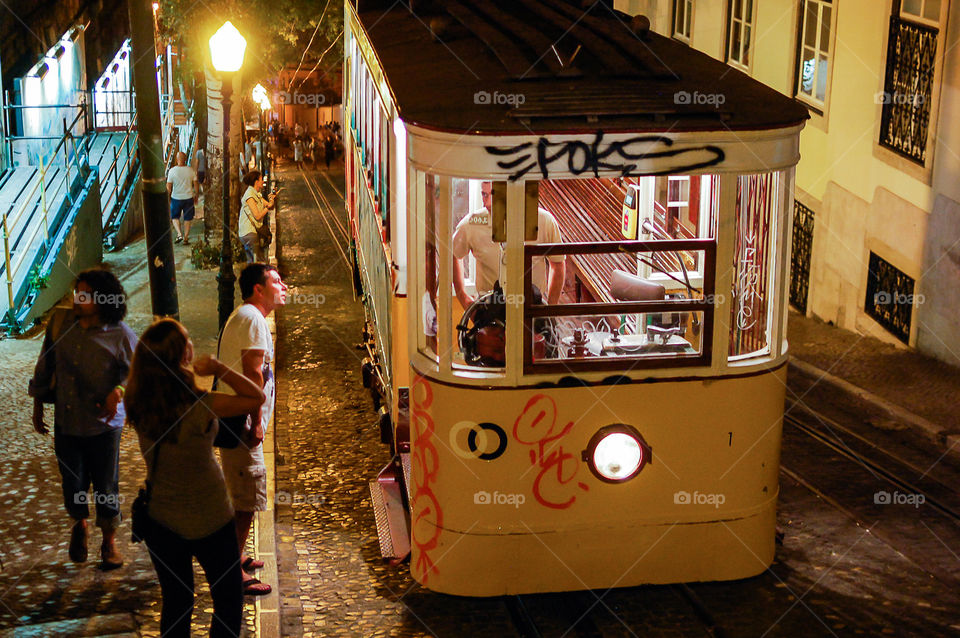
[632,175,718,292]
[728,171,785,362]
[520,240,717,375]
[413,171,508,377]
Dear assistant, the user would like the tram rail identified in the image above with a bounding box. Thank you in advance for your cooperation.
[299,167,350,270]
[781,406,960,589]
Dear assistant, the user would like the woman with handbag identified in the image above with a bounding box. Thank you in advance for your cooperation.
[29,268,136,570]
[125,319,265,638]
[239,170,276,263]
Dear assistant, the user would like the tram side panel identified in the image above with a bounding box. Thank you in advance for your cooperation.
[407,368,785,596]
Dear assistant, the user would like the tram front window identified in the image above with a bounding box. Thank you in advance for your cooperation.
[523,175,720,370]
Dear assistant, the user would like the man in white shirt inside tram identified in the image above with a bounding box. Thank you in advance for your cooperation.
[452,181,565,311]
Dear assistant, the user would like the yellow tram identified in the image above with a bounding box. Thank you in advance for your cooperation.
[344,0,807,596]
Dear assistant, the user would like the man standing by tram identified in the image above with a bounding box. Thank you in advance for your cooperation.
[452,181,566,310]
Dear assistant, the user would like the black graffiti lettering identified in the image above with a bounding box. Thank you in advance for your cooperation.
[486,131,725,182]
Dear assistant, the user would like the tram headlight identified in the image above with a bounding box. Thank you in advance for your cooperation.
[582,424,651,483]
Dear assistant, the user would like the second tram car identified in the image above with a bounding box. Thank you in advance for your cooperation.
[344,0,808,596]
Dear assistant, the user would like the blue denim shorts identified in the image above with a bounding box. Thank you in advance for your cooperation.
[170,198,196,221]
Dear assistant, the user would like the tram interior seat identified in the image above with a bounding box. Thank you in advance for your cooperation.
[608,270,687,344]
[609,270,665,302]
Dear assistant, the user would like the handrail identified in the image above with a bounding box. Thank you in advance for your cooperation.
[101,112,140,232]
[2,104,89,316]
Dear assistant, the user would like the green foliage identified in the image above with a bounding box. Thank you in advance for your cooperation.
[190,238,247,270]
[27,265,50,293]
[157,0,343,86]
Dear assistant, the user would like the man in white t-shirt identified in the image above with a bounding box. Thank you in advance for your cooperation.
[452,181,566,310]
[218,263,287,596]
[166,152,199,244]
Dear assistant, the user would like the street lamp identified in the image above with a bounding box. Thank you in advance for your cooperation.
[210,20,247,330]
[252,83,271,177]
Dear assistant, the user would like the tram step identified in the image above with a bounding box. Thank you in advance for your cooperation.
[369,464,410,561]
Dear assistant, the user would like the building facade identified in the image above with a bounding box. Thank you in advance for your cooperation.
[616,0,960,366]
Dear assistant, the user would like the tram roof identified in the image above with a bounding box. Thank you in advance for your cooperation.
[353,0,809,135]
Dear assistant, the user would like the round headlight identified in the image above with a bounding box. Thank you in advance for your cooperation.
[582,424,651,483]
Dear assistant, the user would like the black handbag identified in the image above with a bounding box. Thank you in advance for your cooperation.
[256,220,273,249]
[29,308,69,404]
[131,446,160,543]
[212,326,253,449]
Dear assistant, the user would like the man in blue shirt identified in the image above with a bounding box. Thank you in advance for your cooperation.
[29,269,136,569]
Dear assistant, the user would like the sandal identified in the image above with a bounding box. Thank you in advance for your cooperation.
[175,236,183,244]
[68,520,87,563]
[241,556,264,573]
[100,543,124,571]
[242,577,272,596]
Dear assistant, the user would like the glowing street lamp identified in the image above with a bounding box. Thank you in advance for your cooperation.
[210,20,247,330]
[252,83,271,176]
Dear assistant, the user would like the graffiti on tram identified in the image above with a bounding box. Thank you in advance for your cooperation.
[485,131,725,181]
[512,395,590,510]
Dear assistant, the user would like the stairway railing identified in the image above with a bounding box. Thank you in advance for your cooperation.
[2,105,89,324]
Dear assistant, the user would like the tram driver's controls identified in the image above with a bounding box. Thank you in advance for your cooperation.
[646,325,684,345]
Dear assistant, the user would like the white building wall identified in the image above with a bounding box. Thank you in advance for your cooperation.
[615,0,960,364]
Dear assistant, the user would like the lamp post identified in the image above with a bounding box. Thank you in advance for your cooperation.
[210,21,246,331]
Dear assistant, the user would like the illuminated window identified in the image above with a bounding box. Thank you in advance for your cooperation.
[794,0,834,109]
[726,0,754,70]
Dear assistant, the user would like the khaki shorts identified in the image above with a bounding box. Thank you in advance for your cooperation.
[220,443,267,512]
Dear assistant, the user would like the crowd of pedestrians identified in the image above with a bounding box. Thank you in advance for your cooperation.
[28,263,288,637]
[269,119,341,171]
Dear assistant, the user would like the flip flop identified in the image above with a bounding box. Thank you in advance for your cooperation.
[241,556,264,573]
[242,578,272,596]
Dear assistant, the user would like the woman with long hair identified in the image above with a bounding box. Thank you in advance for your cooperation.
[126,319,264,638]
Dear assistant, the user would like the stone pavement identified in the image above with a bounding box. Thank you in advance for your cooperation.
[0,207,276,636]
[787,310,960,455]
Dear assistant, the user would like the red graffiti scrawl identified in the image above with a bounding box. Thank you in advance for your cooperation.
[513,394,589,509]
[410,375,442,582]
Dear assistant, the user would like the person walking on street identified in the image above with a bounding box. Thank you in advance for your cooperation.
[166,152,199,244]
[324,133,334,170]
[29,268,136,570]
[292,138,304,169]
[218,263,287,597]
[239,170,277,263]
[127,318,265,638]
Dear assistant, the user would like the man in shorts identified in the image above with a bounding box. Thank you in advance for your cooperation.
[166,152,199,244]
[218,263,287,596]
